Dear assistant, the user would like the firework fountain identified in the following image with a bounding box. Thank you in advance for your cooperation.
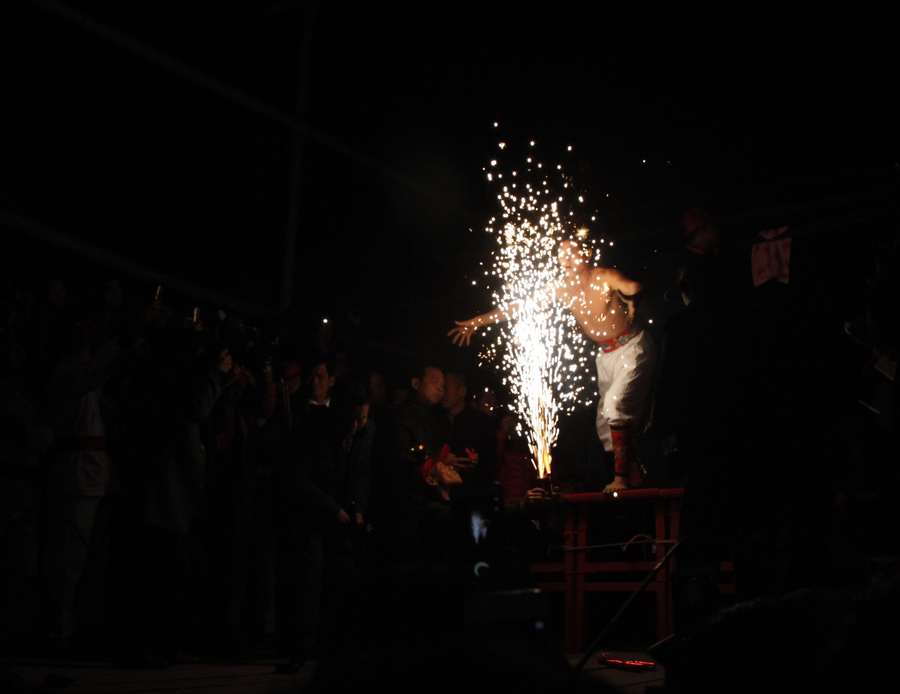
[477,135,600,480]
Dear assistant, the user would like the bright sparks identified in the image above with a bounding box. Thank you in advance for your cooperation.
[481,139,598,479]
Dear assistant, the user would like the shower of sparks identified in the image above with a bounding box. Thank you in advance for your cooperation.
[478,136,601,479]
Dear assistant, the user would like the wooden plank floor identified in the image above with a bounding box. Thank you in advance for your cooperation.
[2,650,661,694]
[1,658,315,694]
[571,651,665,693]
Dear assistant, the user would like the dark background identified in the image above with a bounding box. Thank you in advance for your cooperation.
[3,1,897,357]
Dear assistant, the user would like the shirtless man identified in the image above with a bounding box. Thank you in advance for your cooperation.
[448,240,657,493]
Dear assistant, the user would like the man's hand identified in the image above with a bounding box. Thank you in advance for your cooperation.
[336,508,350,526]
[447,321,477,346]
[519,486,560,510]
[354,512,366,530]
[447,453,475,470]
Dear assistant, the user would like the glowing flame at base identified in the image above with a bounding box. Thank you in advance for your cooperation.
[505,300,566,479]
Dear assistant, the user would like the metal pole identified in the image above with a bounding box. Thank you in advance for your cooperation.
[280,1,317,311]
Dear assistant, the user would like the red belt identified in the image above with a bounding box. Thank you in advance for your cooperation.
[597,327,638,353]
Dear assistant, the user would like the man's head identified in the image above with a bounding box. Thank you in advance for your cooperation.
[421,458,462,501]
[348,403,369,437]
[308,356,336,404]
[557,240,591,271]
[680,207,720,255]
[281,360,303,395]
[411,365,444,406]
[441,370,467,416]
[336,380,370,437]
[368,371,387,407]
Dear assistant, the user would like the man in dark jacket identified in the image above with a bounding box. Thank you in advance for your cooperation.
[372,364,465,566]
[437,370,498,485]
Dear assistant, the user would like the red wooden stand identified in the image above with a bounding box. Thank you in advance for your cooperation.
[529,488,684,653]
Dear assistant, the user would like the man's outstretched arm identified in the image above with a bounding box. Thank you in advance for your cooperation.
[449,275,567,346]
[448,302,521,346]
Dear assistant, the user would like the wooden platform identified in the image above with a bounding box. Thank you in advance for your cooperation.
[530,488,685,652]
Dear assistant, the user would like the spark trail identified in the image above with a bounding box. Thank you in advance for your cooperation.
[478,135,600,479]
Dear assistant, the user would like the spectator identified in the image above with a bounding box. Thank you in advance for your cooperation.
[42,319,124,647]
[437,370,497,484]
[371,363,454,566]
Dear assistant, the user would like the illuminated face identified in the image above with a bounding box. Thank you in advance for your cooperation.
[413,367,444,406]
[311,363,335,403]
[440,373,466,411]
[430,461,462,488]
[557,241,586,270]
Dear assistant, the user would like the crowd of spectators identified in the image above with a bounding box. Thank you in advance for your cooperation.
[0,269,546,670]
[1,217,897,691]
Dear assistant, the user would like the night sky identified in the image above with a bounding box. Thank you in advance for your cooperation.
[3,1,897,354]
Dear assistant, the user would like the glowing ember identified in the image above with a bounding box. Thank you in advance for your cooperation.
[477,138,598,479]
